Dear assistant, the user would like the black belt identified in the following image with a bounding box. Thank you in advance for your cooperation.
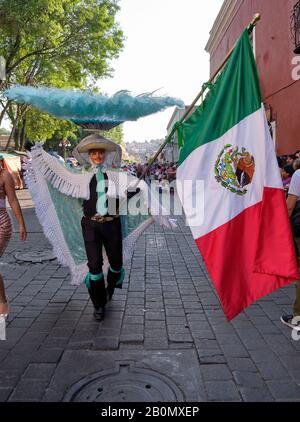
[86,214,119,223]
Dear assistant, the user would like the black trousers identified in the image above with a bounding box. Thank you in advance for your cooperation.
[81,216,123,308]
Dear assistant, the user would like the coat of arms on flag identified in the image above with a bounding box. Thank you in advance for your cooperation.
[214,145,255,195]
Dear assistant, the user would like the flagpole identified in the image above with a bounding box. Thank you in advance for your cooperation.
[180,13,261,123]
[127,13,260,191]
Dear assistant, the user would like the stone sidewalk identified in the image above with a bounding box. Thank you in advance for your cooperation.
[0,189,300,402]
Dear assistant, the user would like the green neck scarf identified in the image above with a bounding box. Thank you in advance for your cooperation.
[95,165,108,216]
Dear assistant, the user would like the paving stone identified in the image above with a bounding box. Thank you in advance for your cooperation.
[168,332,193,343]
[201,364,232,381]
[48,328,75,339]
[145,302,164,310]
[42,337,69,349]
[227,358,258,373]
[289,370,300,383]
[167,325,190,334]
[9,380,49,401]
[9,318,35,328]
[32,348,64,363]
[220,344,249,358]
[22,363,56,380]
[145,311,165,321]
[95,327,121,338]
[169,343,193,349]
[127,297,145,306]
[145,320,166,329]
[239,387,274,402]
[267,380,300,400]
[119,333,144,343]
[0,388,12,401]
[121,324,144,335]
[100,319,123,329]
[93,337,120,350]
[124,307,145,316]
[144,337,169,350]
[233,371,267,388]
[66,340,93,350]
[256,361,292,380]
[214,333,244,346]
[145,328,167,338]
[166,316,187,325]
[0,371,20,389]
[248,349,279,363]
[69,330,97,343]
[192,330,216,340]
[165,308,185,317]
[204,381,241,401]
[279,355,300,371]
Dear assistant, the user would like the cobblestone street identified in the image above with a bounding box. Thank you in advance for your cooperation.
[0,189,300,402]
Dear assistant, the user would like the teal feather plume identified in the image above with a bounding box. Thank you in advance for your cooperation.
[5,86,184,129]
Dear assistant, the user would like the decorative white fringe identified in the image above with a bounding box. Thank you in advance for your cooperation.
[24,158,89,285]
[30,144,92,199]
[25,146,175,286]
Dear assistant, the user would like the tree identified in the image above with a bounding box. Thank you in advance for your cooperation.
[105,125,124,144]
[0,127,9,135]
[0,0,124,149]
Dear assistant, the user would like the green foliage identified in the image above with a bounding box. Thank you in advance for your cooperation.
[0,127,9,135]
[25,108,77,141]
[105,125,124,144]
[0,0,124,148]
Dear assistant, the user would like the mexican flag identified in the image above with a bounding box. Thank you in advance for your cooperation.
[176,29,298,320]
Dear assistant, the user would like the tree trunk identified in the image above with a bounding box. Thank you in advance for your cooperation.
[14,126,20,151]
[0,101,10,127]
[19,118,26,151]
[4,104,27,150]
[5,123,16,150]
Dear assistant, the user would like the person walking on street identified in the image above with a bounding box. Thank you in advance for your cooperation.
[281,168,300,331]
[0,155,27,330]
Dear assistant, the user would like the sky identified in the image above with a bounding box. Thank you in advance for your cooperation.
[2,0,224,142]
[99,0,224,143]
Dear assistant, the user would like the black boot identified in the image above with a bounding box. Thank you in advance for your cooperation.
[85,272,107,319]
[93,307,105,321]
[106,267,125,301]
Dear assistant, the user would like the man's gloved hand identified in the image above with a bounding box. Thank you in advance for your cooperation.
[126,187,140,199]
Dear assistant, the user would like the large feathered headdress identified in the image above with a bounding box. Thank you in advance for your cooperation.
[5,86,184,130]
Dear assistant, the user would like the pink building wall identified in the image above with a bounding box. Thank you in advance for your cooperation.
[209,0,300,155]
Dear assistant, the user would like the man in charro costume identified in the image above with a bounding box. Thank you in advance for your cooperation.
[5,86,182,322]
[78,135,139,321]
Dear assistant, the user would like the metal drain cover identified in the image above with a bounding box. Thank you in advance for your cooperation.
[14,249,55,263]
[64,362,184,402]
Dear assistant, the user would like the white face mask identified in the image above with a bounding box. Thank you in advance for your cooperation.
[73,147,122,169]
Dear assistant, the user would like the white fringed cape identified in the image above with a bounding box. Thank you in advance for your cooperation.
[25,144,174,285]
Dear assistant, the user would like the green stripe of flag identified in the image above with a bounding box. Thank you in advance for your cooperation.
[178,29,262,166]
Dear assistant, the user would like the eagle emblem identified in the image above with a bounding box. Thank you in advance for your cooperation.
[214,144,255,196]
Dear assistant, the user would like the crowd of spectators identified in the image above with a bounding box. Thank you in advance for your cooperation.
[121,162,177,186]
[278,151,300,191]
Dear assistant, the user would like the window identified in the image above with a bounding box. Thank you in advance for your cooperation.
[291,1,300,54]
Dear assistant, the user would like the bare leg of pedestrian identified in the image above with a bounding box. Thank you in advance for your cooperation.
[0,274,9,315]
[0,165,27,320]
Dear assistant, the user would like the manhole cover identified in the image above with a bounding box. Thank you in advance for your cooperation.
[14,249,55,263]
[64,362,184,402]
